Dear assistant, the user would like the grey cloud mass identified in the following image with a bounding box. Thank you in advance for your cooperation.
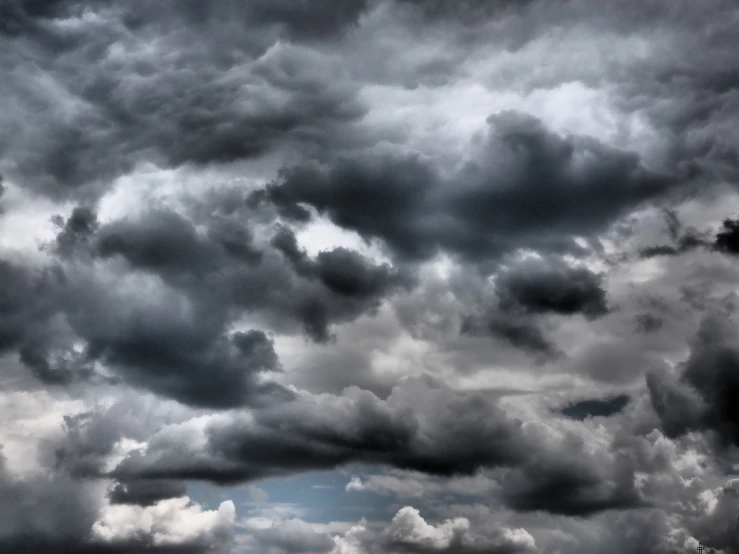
[649,314,739,448]
[259,111,675,264]
[495,258,609,318]
[111,376,528,484]
[2,0,739,553]
[0,1,367,197]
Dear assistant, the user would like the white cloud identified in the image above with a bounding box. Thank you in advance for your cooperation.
[345,475,365,492]
[91,496,236,549]
[383,506,535,553]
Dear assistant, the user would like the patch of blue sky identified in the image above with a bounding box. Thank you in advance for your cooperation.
[187,465,397,524]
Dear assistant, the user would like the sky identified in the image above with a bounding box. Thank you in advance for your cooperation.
[1,0,739,552]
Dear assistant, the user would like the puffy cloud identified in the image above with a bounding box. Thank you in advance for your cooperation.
[381,506,535,554]
[494,258,609,319]
[692,479,739,552]
[648,314,739,447]
[0,416,236,554]
[0,1,367,198]
[91,498,235,552]
[260,111,675,265]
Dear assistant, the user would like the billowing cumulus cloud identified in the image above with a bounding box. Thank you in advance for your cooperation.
[0,419,236,554]
[259,111,675,265]
[648,314,739,448]
[0,1,368,198]
[2,0,739,552]
[382,506,536,554]
[110,376,528,483]
[494,259,609,319]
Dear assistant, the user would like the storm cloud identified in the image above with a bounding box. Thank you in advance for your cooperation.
[2,0,739,552]
[259,111,675,265]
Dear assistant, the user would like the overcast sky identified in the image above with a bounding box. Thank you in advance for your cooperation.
[1,1,739,553]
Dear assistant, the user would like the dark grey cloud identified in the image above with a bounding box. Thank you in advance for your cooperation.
[59,273,287,408]
[271,226,415,300]
[95,210,227,275]
[397,0,533,21]
[109,376,649,518]
[3,0,739,550]
[83,321,285,410]
[648,314,739,447]
[0,0,367,197]
[676,316,739,447]
[259,111,675,265]
[0,437,233,554]
[0,195,415,405]
[714,217,739,256]
[111,376,528,485]
[495,258,609,318]
[638,210,711,259]
[108,479,188,507]
[4,251,291,407]
[500,449,644,516]
[639,232,708,259]
[241,0,370,40]
[52,206,100,258]
[646,365,707,440]
[0,449,101,554]
[461,313,561,363]
[53,405,149,479]
[634,313,663,333]
[84,207,411,344]
[455,257,607,361]
[18,342,97,386]
[571,341,662,385]
[3,531,235,554]
[0,260,56,356]
[315,247,409,298]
